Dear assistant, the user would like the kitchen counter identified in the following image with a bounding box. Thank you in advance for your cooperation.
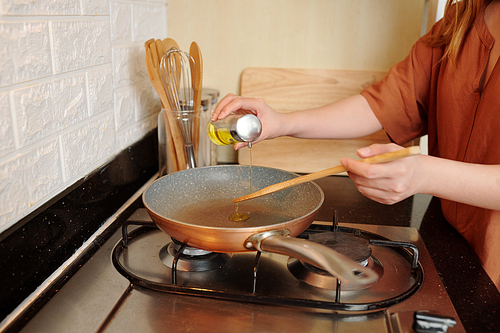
[313,175,500,332]
[1,131,499,332]
[312,176,414,226]
[418,197,500,332]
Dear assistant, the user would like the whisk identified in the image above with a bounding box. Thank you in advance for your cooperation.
[160,48,197,168]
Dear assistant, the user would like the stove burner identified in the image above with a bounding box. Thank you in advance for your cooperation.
[288,231,382,291]
[171,238,213,256]
[309,231,372,265]
[159,239,232,272]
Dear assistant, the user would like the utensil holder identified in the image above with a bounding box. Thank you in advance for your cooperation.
[199,94,218,167]
[173,108,198,169]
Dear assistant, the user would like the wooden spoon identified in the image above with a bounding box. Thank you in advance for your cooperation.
[190,41,203,160]
[145,39,179,171]
[144,38,155,52]
[153,39,188,170]
[154,39,181,172]
[162,38,181,87]
[233,146,421,203]
[162,38,180,54]
[145,46,187,170]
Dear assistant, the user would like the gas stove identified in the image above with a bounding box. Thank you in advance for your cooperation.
[17,205,464,333]
[3,132,499,333]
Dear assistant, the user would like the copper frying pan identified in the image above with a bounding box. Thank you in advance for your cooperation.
[143,165,378,286]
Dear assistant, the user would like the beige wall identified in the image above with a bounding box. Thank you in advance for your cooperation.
[168,0,425,97]
[168,0,426,162]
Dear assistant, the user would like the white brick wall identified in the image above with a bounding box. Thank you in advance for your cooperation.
[0,0,168,233]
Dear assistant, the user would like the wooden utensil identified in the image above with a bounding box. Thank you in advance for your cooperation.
[145,38,155,52]
[154,39,182,172]
[145,42,175,172]
[162,38,180,55]
[190,41,203,160]
[159,38,182,171]
[145,44,187,170]
[145,39,178,171]
[233,146,421,203]
[162,38,181,88]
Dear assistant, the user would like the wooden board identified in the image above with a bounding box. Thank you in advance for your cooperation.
[238,67,392,173]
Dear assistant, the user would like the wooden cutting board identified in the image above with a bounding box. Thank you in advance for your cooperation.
[238,67,393,174]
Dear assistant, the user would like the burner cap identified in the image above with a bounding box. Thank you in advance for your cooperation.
[288,231,379,291]
[171,238,213,256]
[308,231,372,264]
[159,242,232,272]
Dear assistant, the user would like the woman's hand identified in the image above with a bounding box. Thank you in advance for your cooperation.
[340,143,423,205]
[211,94,286,149]
[342,143,500,210]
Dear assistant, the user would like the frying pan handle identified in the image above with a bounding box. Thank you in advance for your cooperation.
[247,232,379,286]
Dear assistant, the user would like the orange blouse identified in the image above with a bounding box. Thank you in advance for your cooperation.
[361,8,500,290]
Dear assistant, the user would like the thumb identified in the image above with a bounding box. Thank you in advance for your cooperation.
[357,143,401,158]
[340,158,353,171]
[356,146,372,158]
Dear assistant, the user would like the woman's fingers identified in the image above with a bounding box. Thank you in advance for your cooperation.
[211,94,263,121]
[341,144,420,204]
[211,94,285,149]
[355,143,403,158]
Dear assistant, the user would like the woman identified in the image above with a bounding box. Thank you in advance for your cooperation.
[211,0,500,290]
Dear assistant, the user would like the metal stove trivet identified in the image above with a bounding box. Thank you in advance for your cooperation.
[112,213,423,312]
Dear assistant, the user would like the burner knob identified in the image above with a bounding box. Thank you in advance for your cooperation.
[413,311,457,333]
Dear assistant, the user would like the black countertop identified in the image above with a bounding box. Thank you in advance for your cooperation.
[1,131,499,332]
[418,197,500,333]
[312,176,414,226]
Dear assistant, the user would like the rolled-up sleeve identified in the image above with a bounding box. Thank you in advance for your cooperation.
[361,22,444,144]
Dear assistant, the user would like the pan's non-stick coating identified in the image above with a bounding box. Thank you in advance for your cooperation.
[143,165,324,252]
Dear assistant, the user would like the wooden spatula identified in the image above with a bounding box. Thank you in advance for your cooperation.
[189,41,203,160]
[233,146,421,203]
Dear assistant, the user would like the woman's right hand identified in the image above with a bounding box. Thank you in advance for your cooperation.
[211,94,287,149]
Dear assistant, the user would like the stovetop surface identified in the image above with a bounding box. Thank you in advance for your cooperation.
[18,209,465,333]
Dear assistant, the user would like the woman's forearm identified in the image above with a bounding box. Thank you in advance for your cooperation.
[280,94,383,139]
[419,155,500,211]
[341,144,500,211]
[212,93,383,145]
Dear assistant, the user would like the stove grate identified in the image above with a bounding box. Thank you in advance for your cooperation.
[113,219,423,312]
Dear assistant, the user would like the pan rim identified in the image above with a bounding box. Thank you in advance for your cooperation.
[142,165,325,232]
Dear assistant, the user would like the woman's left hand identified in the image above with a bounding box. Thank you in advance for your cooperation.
[340,143,423,205]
